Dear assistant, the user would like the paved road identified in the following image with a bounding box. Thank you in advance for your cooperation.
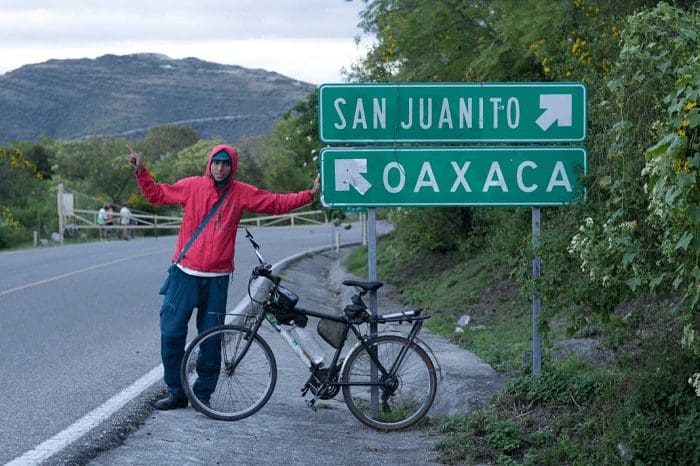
[0,224,365,464]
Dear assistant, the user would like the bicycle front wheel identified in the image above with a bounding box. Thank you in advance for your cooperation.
[181,325,277,421]
[341,335,437,430]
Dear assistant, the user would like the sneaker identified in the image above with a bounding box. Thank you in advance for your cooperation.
[154,394,188,410]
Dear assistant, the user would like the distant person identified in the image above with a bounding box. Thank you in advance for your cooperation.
[105,205,114,239]
[119,204,132,240]
[127,144,319,410]
[97,204,108,240]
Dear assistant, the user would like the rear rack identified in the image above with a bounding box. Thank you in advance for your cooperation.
[375,309,428,324]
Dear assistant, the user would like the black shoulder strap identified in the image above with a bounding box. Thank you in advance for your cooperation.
[174,188,229,264]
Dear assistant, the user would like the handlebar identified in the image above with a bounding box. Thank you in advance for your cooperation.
[246,228,280,286]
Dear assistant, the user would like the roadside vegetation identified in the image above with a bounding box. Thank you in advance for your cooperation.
[1,1,697,464]
[344,2,699,464]
[0,99,323,248]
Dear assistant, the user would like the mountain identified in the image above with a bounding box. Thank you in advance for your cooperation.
[0,53,316,145]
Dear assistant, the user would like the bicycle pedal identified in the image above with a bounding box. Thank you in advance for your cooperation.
[306,399,318,411]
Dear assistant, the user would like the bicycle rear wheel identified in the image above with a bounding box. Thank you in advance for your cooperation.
[181,325,277,421]
[341,335,437,430]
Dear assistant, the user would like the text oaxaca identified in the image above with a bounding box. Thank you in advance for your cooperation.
[320,147,588,207]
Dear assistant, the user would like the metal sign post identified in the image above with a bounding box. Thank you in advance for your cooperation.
[56,183,64,244]
[532,207,542,376]
[367,207,379,415]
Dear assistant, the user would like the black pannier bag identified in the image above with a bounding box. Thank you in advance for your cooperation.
[270,285,308,327]
[317,318,345,348]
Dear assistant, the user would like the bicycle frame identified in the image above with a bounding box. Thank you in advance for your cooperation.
[226,277,427,395]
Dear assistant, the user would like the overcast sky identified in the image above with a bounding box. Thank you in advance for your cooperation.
[0,0,370,84]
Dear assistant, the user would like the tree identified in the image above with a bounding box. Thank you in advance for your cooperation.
[234,135,267,187]
[140,125,199,161]
[256,91,322,196]
[52,138,134,207]
[164,138,225,183]
[0,146,51,247]
[16,140,54,179]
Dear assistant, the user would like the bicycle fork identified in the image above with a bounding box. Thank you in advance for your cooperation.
[223,316,265,375]
[372,320,426,413]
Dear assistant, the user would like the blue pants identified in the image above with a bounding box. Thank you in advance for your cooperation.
[159,266,228,399]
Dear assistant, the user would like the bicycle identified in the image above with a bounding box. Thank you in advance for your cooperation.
[180,228,438,430]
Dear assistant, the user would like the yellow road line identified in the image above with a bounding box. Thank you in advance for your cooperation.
[0,249,169,298]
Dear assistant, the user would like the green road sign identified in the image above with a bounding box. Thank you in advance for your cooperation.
[318,82,587,143]
[320,147,587,207]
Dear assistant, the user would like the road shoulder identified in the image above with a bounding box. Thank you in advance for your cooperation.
[87,246,506,466]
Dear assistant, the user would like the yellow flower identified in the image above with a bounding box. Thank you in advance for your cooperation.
[684,101,697,111]
[673,159,691,172]
[678,129,686,137]
[681,119,689,127]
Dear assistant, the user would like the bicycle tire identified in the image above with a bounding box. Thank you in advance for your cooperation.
[341,335,437,430]
[180,324,277,421]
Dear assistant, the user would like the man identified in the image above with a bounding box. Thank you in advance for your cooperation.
[97,205,108,241]
[127,144,319,410]
[119,204,132,240]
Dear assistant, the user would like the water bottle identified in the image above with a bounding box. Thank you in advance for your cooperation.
[290,325,326,367]
[278,327,313,367]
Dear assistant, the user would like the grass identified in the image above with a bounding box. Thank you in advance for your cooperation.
[344,235,700,465]
[346,239,531,373]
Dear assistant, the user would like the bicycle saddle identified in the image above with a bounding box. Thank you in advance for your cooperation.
[342,280,384,291]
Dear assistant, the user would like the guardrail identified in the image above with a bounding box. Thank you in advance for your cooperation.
[62,208,328,237]
[239,210,326,227]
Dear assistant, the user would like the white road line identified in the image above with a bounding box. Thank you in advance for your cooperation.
[6,365,163,466]
[6,244,344,466]
[0,249,169,298]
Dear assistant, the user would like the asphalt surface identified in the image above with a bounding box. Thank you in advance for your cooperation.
[71,246,506,466]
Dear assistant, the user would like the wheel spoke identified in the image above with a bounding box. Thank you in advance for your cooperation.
[342,335,436,430]
[181,326,277,421]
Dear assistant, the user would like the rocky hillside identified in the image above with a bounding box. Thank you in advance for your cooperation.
[0,53,315,145]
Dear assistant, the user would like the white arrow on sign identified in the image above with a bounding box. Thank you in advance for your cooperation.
[536,94,573,131]
[335,159,372,195]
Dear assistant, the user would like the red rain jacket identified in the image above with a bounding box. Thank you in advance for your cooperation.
[135,144,313,273]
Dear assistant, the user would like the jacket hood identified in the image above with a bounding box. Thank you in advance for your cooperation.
[206,144,238,188]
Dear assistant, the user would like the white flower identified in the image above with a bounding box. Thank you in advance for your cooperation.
[689,373,700,397]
